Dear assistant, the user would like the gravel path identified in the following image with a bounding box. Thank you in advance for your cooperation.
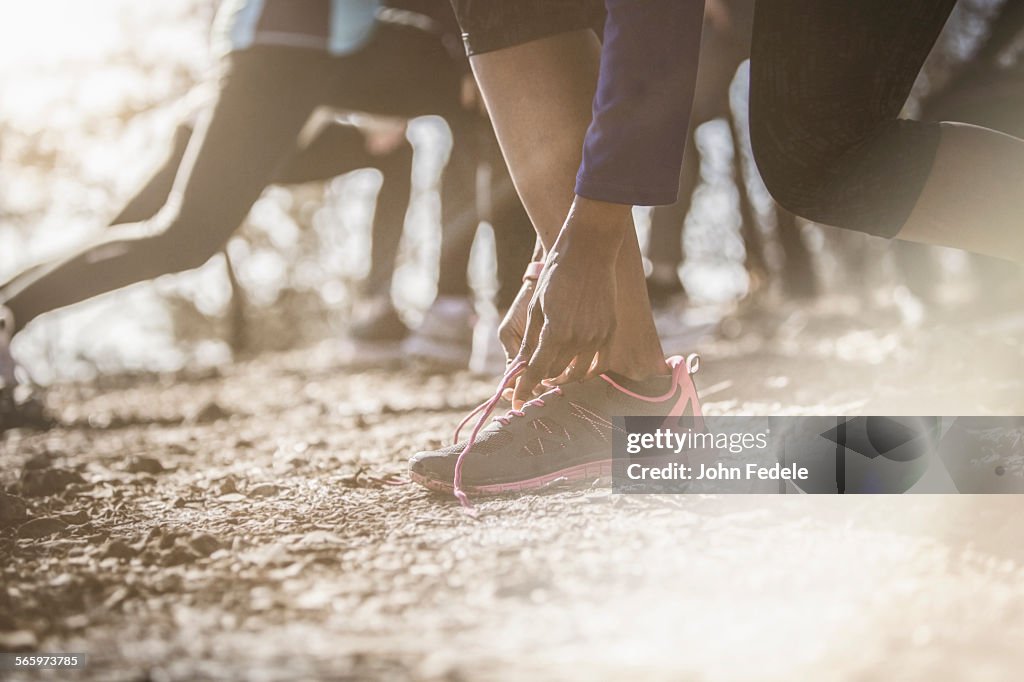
[3,305,1023,681]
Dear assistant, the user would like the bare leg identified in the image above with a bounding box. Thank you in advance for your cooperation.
[1,48,323,334]
[469,31,666,379]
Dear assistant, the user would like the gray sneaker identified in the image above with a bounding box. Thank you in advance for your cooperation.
[410,354,703,502]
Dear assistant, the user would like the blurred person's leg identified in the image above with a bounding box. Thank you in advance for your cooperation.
[0,123,195,303]
[644,0,756,308]
[1,47,329,335]
[321,18,484,365]
[155,118,415,303]
[435,114,478,305]
[729,115,768,291]
[475,132,535,375]
[403,112,480,368]
[749,0,1024,263]
[287,121,416,343]
[773,208,817,300]
[109,122,195,225]
[356,127,416,342]
[355,130,415,301]
[647,149,696,306]
[324,19,474,303]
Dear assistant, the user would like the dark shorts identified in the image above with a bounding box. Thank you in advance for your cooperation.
[449,0,605,56]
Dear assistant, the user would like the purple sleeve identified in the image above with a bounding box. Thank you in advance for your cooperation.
[575,0,705,206]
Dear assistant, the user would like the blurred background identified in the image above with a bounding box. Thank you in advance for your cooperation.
[3,0,1015,386]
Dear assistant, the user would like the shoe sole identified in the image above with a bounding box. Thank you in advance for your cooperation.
[409,458,613,495]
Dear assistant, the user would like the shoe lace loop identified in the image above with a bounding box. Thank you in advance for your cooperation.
[449,361,527,511]
[494,387,562,426]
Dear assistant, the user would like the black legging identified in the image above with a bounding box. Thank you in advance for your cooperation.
[2,19,531,333]
[107,108,531,309]
[0,115,415,313]
[749,0,958,238]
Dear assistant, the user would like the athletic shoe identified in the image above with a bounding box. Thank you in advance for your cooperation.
[409,354,703,505]
[403,295,475,371]
[348,295,410,342]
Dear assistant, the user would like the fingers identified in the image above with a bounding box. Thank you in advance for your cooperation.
[513,302,543,365]
[543,347,578,386]
[498,282,534,363]
[585,348,612,380]
[564,348,599,384]
[514,325,580,407]
[513,325,556,408]
[498,325,523,366]
[510,300,545,408]
[515,327,613,405]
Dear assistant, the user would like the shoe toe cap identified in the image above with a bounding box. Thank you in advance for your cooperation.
[409,449,456,481]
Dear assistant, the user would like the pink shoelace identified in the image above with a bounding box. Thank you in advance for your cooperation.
[449,355,702,511]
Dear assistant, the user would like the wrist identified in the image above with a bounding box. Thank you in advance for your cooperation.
[566,195,632,237]
[555,196,629,262]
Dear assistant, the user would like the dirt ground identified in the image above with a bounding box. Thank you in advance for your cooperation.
[2,300,1024,681]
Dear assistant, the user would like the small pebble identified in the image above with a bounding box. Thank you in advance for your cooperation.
[248,483,279,498]
[126,456,165,475]
[17,516,68,538]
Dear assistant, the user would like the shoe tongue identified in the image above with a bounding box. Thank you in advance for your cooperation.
[602,371,673,398]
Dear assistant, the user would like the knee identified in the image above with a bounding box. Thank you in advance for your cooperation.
[750,115,927,237]
[749,99,856,227]
[748,115,824,222]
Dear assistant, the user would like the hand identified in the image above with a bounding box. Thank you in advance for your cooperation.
[512,197,631,407]
[498,279,535,365]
